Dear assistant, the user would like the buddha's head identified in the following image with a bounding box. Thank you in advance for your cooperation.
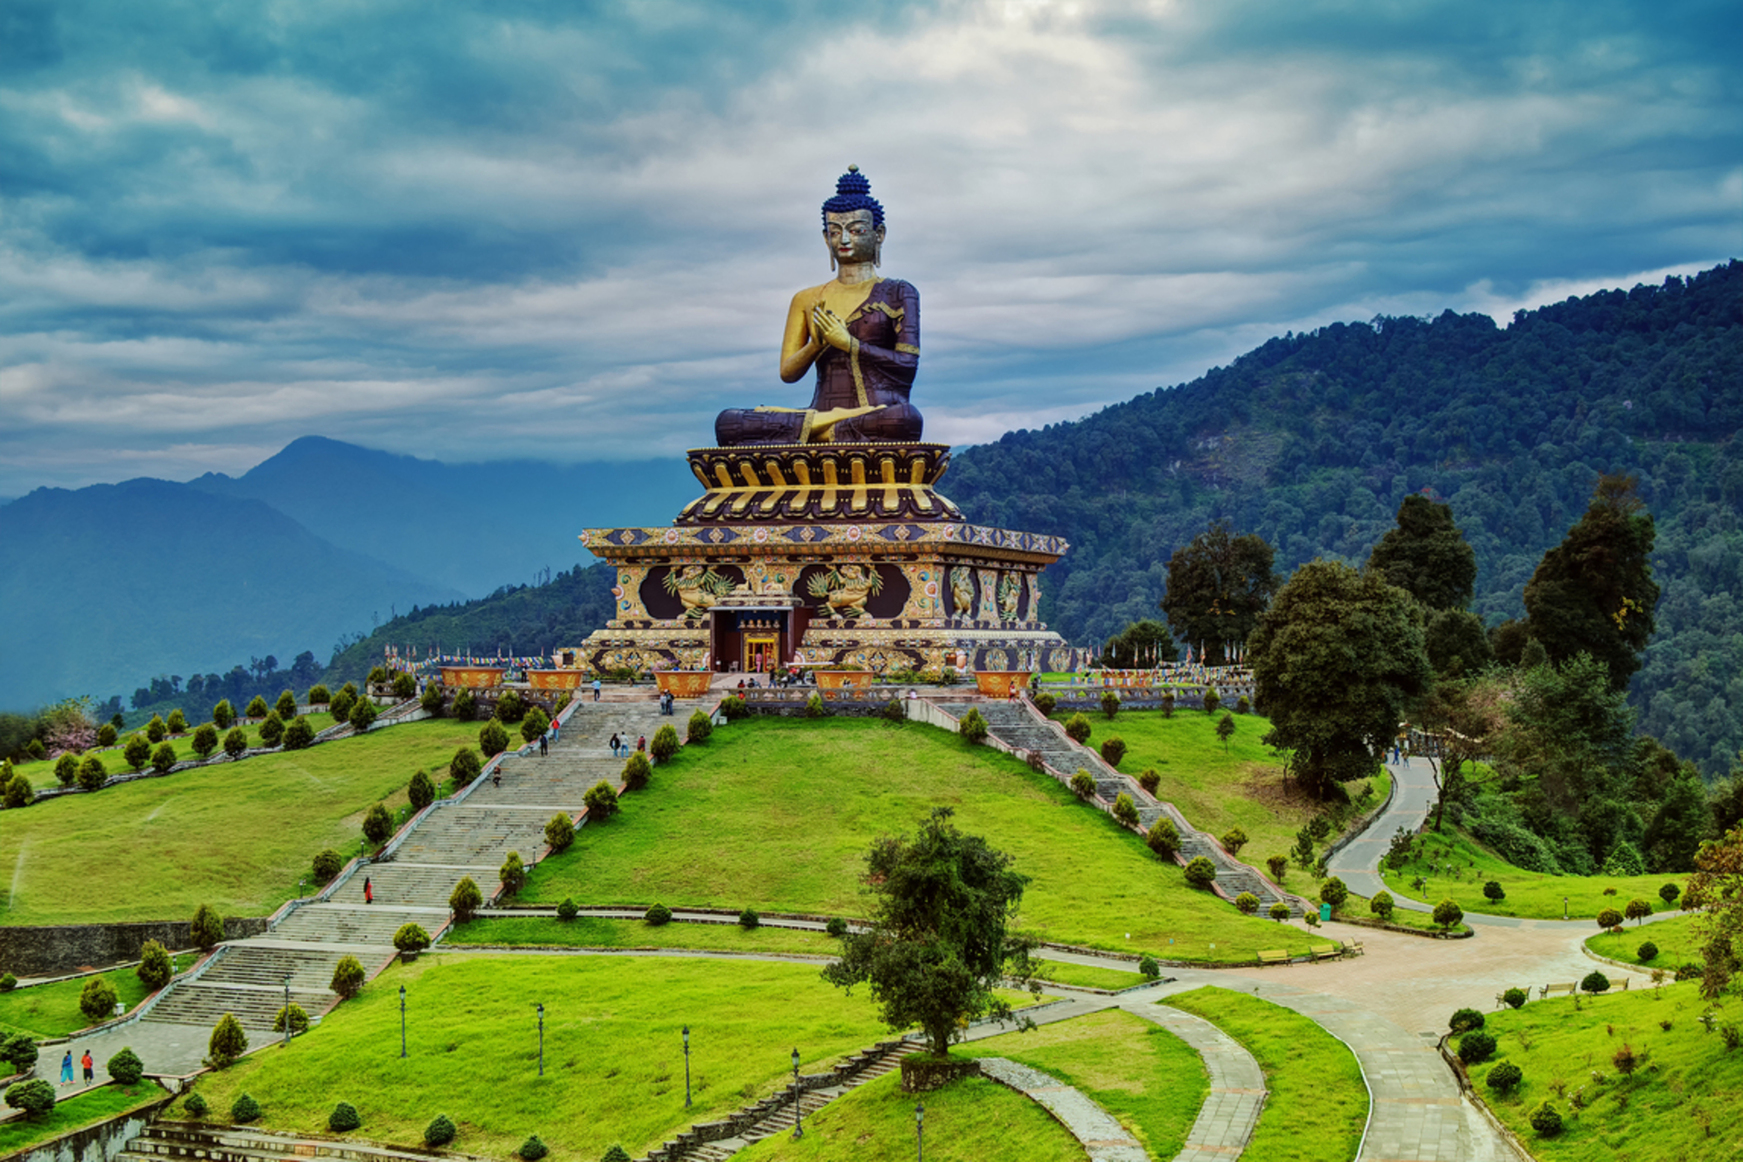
[822,165,884,269]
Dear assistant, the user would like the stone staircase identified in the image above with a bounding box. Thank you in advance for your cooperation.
[118,1122,485,1162]
[643,1040,923,1162]
[952,701,1305,918]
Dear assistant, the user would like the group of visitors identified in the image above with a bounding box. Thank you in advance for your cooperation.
[58,1048,94,1086]
[608,733,645,759]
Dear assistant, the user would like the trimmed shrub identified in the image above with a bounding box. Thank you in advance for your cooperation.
[517,707,552,746]
[450,877,483,923]
[1486,1061,1522,1094]
[231,1093,262,1123]
[495,690,525,723]
[1502,987,1528,1010]
[123,733,151,771]
[739,907,760,930]
[1221,827,1248,856]
[191,903,225,950]
[499,850,527,897]
[1184,856,1217,889]
[646,903,673,925]
[1659,882,1680,905]
[1369,890,1394,921]
[826,917,848,938]
[450,747,483,785]
[79,975,119,1022]
[151,741,177,773]
[1269,902,1291,921]
[363,802,395,847]
[407,769,436,811]
[421,683,445,715]
[312,848,344,883]
[1580,970,1610,994]
[307,685,331,706]
[184,1092,208,1118]
[393,923,432,954]
[1100,736,1127,766]
[1070,769,1097,798]
[1266,854,1288,882]
[1146,818,1181,859]
[958,708,989,744]
[107,1046,145,1085]
[601,1147,631,1162]
[1529,1101,1563,1137]
[0,974,15,992]
[192,723,220,759]
[1,1033,36,1074]
[329,1102,361,1131]
[425,1117,458,1148]
[3,772,33,809]
[719,694,749,720]
[583,780,619,821]
[208,1015,248,1065]
[368,666,390,686]
[1161,691,1176,718]
[394,672,417,700]
[275,691,298,719]
[96,722,118,747]
[212,699,235,729]
[1596,907,1623,931]
[347,698,378,732]
[330,955,366,999]
[274,1003,310,1036]
[804,692,827,718]
[4,1079,55,1120]
[545,812,575,852]
[1637,941,1658,962]
[1137,768,1160,794]
[1235,891,1260,914]
[448,689,474,721]
[244,696,269,720]
[557,897,578,921]
[1319,876,1349,910]
[479,719,509,757]
[622,751,652,791]
[1138,954,1160,978]
[146,715,167,743]
[257,712,285,747]
[1483,880,1505,902]
[519,1136,548,1161]
[52,754,79,788]
[1202,689,1220,715]
[1064,713,1092,743]
[1099,689,1121,719]
[1457,1030,1496,1064]
[222,728,248,759]
[1449,1008,1485,1034]
[1624,897,1653,925]
[688,710,714,742]
[1433,898,1464,931]
[650,724,680,762]
[138,939,174,990]
[165,709,188,734]
[1112,793,1139,827]
[1033,692,1057,714]
[1236,695,1250,713]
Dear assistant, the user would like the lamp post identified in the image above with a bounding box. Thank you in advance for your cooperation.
[282,973,292,1045]
[916,1099,924,1162]
[536,1003,545,1077]
[399,985,407,1058]
[790,1048,803,1140]
[682,1026,692,1109]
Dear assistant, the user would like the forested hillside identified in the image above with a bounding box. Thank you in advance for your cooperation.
[948,261,1743,777]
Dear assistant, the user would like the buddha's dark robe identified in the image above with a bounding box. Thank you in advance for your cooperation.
[715,278,923,445]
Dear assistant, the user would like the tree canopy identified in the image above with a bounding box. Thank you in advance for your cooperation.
[1367,493,1478,610]
[1098,619,1178,668]
[1160,521,1279,664]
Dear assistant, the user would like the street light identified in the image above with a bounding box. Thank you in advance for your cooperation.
[682,1026,692,1108]
[791,1048,804,1139]
[282,973,292,1045]
[536,1003,545,1077]
[399,985,407,1058]
[916,1100,924,1162]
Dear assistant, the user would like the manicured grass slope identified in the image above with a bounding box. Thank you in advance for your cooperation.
[0,719,480,924]
[11,715,342,779]
[0,1082,166,1152]
[1060,708,1388,868]
[524,718,1309,962]
[960,1008,1207,1160]
[0,968,150,1038]
[447,916,837,956]
[734,1069,1083,1162]
[1474,982,1743,1161]
[1585,913,1705,969]
[1032,960,1150,990]
[1162,987,1367,1162]
[176,955,894,1161]
[1381,826,1682,921]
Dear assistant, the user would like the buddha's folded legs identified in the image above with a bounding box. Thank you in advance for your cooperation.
[715,408,809,446]
[832,401,923,443]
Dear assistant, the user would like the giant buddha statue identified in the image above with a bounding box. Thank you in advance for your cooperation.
[714,167,923,446]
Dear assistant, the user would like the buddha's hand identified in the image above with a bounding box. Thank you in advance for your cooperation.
[810,305,853,351]
[809,404,886,442]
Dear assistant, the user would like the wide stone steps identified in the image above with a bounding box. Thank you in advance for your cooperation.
[461,758,627,809]
[144,982,333,1030]
[270,903,427,946]
[328,862,491,908]
[390,806,555,866]
[198,946,345,993]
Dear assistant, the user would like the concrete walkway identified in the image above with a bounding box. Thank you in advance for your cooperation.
[1127,1006,1266,1162]
[977,1057,1148,1162]
[1328,755,1439,905]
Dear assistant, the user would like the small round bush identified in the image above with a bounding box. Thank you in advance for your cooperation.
[1596,907,1623,931]
[1,1033,37,1075]
[1183,856,1216,889]
[1483,880,1505,901]
[274,1003,310,1036]
[1063,713,1091,743]
[394,672,417,699]
[1220,827,1248,856]
[96,723,118,747]
[804,692,827,718]
[208,1014,248,1066]
[425,1114,457,1147]
[450,877,483,923]
[622,751,652,791]
[80,975,119,1022]
[1070,769,1096,798]
[1099,736,1126,767]
[1033,692,1057,714]
[1137,768,1160,794]
[212,699,235,729]
[479,719,510,758]
[1138,954,1160,978]
[739,907,760,930]
[583,780,619,820]
[1235,891,1260,914]
[1269,902,1291,921]
[1529,1100,1563,1137]
[123,733,151,771]
[687,710,714,743]
[190,903,226,949]
[1449,1008,1485,1034]
[448,689,473,721]
[1659,882,1680,905]
[1319,876,1349,910]
[557,897,579,921]
[646,903,673,926]
[601,1147,631,1162]
[363,802,395,847]
[329,1101,362,1132]
[1457,1030,1496,1064]
[450,746,482,784]
[494,689,525,723]
[1099,689,1121,719]
[1112,792,1139,827]
[283,716,315,750]
[650,724,679,762]
[719,694,748,719]
[146,715,167,743]
[1580,970,1610,994]
[4,1079,56,1120]
[137,939,173,990]
[393,923,432,954]
[222,728,248,759]
[1486,1061,1522,1094]
[826,917,848,938]
[957,708,988,744]
[408,769,437,811]
[257,712,285,747]
[1266,854,1288,882]
[52,752,77,786]
[183,1092,208,1118]
[313,848,344,883]
[0,973,14,992]
[273,691,297,719]
[330,955,366,1000]
[499,851,527,897]
[1369,890,1395,920]
[518,1136,548,1161]
[1433,898,1464,931]
[421,683,445,715]
[150,742,177,774]
[1146,818,1181,859]
[191,723,220,759]
[107,1046,144,1085]
[1502,987,1528,1010]
[545,811,575,851]
[307,685,331,706]
[1637,941,1659,963]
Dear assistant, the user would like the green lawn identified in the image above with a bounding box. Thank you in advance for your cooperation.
[446,916,840,956]
[0,968,152,1038]
[174,953,900,1161]
[1472,981,1743,1161]
[1161,987,1367,1162]
[0,1082,166,1153]
[1030,960,1150,991]
[1380,826,1683,921]
[521,717,1314,963]
[12,715,344,781]
[1057,709,1388,871]
[960,1008,1207,1160]
[1333,891,1472,936]
[0,719,481,925]
[1585,913,1706,970]
[735,1068,1084,1162]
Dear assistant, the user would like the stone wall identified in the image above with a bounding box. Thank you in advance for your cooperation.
[0,1089,174,1162]
[0,919,268,978]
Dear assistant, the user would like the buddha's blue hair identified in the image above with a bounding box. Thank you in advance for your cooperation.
[822,167,884,227]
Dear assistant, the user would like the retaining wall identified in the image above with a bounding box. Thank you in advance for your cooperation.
[0,920,267,979]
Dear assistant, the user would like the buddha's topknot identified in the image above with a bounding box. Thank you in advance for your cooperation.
[822,164,884,227]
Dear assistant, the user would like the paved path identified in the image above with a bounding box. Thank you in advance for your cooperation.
[1328,756,1438,905]
[977,1057,1148,1162]
[1126,1006,1265,1162]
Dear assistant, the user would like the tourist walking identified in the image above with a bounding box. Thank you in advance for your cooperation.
[59,1050,73,1086]
[593,678,602,702]
[636,735,646,753]
[539,734,548,757]
[609,733,622,757]
[80,1049,93,1083]
[363,876,373,905]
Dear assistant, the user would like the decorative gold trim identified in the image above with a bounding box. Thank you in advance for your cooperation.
[895,342,920,355]
[848,338,868,407]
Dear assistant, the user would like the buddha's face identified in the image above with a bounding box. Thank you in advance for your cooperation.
[824,209,882,265]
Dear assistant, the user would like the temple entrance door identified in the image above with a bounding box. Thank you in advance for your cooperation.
[743,634,779,675]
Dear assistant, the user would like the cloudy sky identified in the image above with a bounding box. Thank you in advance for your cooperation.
[2,0,1737,497]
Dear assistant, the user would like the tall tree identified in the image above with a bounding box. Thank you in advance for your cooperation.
[1098,619,1178,668]
[1161,521,1279,664]
[1684,826,1743,999]
[1640,752,1714,873]
[1417,675,1506,833]
[1367,493,1478,611]
[1248,559,1433,799]
[1523,474,1660,691]
[822,808,1036,1057]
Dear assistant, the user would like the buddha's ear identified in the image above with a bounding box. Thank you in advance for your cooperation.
[874,225,886,267]
[824,228,836,271]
